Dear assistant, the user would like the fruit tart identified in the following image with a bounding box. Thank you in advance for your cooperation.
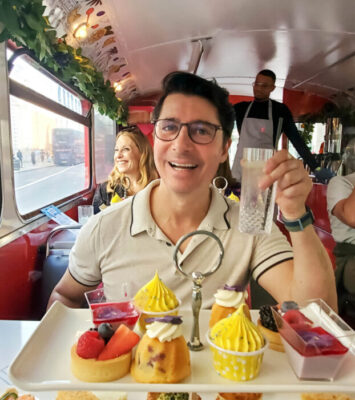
[71,323,140,382]
[257,305,284,352]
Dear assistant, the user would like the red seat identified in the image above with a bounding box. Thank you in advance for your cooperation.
[275,182,336,271]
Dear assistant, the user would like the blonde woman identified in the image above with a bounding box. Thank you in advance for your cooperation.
[93,126,158,213]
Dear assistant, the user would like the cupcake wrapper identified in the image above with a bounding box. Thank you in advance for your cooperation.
[206,332,268,382]
[210,346,264,381]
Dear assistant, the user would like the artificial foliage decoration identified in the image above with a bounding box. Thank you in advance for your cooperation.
[298,122,314,148]
[302,102,355,126]
[0,0,128,125]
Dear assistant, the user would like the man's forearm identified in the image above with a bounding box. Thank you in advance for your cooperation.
[289,226,337,311]
[47,288,84,310]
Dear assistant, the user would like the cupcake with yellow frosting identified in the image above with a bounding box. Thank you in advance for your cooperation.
[209,284,251,328]
[207,304,268,381]
[134,271,180,332]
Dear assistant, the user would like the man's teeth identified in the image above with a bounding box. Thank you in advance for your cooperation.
[169,162,197,169]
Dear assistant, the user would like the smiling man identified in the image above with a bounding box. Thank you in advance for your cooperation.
[48,71,336,314]
[231,69,319,182]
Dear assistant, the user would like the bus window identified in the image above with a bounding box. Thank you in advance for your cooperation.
[8,49,89,117]
[8,48,92,216]
[288,122,327,158]
[93,109,116,184]
[10,96,89,215]
[52,128,85,166]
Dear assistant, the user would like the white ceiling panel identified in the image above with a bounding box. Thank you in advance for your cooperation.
[56,0,355,104]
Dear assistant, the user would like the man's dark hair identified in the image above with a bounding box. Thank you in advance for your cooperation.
[152,71,235,144]
[257,69,276,83]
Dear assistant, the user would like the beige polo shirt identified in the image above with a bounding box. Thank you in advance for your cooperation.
[69,180,293,309]
[327,172,355,244]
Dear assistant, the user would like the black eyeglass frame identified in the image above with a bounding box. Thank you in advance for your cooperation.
[153,119,223,145]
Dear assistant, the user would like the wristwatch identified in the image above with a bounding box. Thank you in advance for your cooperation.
[281,206,315,232]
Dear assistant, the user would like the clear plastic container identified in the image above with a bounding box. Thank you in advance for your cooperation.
[272,298,355,381]
[84,286,140,330]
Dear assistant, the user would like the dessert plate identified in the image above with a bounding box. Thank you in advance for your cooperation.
[9,302,355,393]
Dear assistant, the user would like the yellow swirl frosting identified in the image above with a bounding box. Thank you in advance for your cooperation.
[134,271,179,312]
[210,304,264,352]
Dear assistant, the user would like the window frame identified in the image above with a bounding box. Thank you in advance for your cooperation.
[5,46,94,223]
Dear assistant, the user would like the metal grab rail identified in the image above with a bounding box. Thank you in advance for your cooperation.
[45,224,82,257]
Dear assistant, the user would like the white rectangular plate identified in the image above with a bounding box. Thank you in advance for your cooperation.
[1,392,318,400]
[9,302,355,393]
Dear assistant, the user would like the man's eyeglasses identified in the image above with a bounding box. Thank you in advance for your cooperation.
[252,82,274,88]
[153,119,222,145]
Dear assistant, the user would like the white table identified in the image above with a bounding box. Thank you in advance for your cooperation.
[1,307,354,400]
[0,320,52,399]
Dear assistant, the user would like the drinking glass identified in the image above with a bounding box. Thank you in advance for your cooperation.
[78,205,93,224]
[238,148,276,235]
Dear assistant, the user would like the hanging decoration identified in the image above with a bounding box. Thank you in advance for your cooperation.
[0,0,129,125]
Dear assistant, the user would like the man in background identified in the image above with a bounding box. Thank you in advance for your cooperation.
[231,69,319,182]
[16,149,23,168]
[327,172,355,326]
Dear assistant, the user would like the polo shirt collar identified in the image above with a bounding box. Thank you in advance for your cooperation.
[130,180,159,237]
[130,179,231,237]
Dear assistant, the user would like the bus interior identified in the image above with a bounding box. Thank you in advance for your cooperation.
[0,0,355,321]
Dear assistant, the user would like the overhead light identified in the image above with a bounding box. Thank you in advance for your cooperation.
[113,82,123,92]
[73,22,88,39]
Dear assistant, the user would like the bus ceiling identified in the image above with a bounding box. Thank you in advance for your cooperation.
[32,0,355,111]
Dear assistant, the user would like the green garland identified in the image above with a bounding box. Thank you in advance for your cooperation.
[0,0,128,125]
[301,102,355,126]
[298,122,313,148]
